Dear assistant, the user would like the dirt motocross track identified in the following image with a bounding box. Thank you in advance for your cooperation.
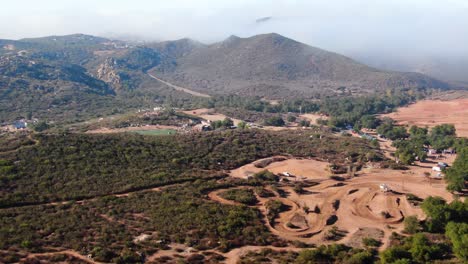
[211,151,456,250]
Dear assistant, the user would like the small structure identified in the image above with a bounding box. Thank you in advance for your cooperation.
[428,149,438,155]
[443,148,455,154]
[432,166,442,172]
[437,162,448,168]
[380,183,390,193]
[13,120,27,129]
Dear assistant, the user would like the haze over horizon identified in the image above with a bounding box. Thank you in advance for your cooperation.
[0,1,466,54]
[2,0,468,81]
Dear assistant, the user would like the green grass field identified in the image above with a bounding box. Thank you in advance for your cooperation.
[131,129,177,136]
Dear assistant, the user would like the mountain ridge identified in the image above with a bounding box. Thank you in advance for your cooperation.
[0,32,458,122]
[150,33,452,99]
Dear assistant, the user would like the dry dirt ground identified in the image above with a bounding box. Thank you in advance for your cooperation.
[85,125,180,134]
[215,150,456,252]
[230,157,331,180]
[21,250,102,264]
[300,113,328,125]
[182,108,243,126]
[381,99,468,137]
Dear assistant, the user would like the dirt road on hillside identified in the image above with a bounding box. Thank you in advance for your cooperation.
[148,73,211,98]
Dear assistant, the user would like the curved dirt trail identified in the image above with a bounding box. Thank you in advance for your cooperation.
[207,151,455,250]
[208,187,254,206]
[0,178,198,210]
[24,250,102,264]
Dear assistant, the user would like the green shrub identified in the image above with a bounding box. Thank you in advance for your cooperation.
[219,189,258,205]
[403,216,421,234]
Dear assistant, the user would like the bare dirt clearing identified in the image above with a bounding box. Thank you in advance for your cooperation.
[85,125,180,134]
[382,99,468,137]
[300,113,328,124]
[216,154,456,250]
[23,250,102,264]
[182,108,242,125]
[229,157,331,180]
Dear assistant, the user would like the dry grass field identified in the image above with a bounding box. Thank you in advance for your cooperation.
[382,99,468,137]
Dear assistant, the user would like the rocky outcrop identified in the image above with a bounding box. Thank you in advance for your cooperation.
[96,58,121,89]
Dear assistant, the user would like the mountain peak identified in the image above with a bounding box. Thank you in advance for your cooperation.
[242,33,301,48]
[225,35,241,41]
[151,33,450,99]
[253,33,290,40]
[222,35,241,44]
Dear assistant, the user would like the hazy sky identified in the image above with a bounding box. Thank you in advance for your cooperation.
[1,0,467,58]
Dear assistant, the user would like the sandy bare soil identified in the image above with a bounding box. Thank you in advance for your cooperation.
[20,154,456,263]
[85,125,180,134]
[230,156,331,180]
[147,243,303,264]
[23,250,102,264]
[381,99,468,137]
[182,108,242,125]
[215,153,456,251]
[300,113,328,125]
[261,126,304,131]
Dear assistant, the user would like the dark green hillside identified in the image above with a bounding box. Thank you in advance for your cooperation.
[0,56,112,93]
[1,34,117,64]
[0,180,275,262]
[0,33,456,126]
[0,129,377,207]
[117,47,161,71]
[152,33,451,99]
